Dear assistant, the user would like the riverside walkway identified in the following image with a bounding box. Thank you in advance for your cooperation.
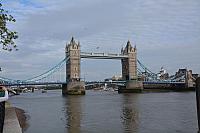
[3,103,22,133]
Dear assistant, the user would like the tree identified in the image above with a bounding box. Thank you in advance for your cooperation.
[0,3,18,51]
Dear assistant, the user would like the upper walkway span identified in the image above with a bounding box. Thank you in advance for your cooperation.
[80,52,128,59]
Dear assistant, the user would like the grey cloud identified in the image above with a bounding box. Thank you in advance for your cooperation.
[0,0,200,80]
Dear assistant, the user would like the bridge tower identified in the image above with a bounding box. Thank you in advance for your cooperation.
[65,37,81,81]
[62,37,85,95]
[119,40,143,93]
[121,40,137,80]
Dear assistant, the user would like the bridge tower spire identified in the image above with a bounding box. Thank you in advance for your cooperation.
[62,37,85,95]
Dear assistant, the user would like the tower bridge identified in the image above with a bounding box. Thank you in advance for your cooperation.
[0,37,195,94]
[63,37,142,94]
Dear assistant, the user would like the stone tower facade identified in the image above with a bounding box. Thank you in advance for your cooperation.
[65,37,81,82]
[121,40,137,80]
[63,37,85,95]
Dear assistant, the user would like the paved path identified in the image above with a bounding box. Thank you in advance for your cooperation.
[3,103,22,133]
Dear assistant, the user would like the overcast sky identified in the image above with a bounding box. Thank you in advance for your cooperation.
[0,0,200,81]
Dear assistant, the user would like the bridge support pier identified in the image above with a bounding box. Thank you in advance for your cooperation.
[62,81,85,95]
[118,80,143,93]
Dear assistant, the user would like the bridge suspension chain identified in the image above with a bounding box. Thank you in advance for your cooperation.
[0,56,184,85]
[137,59,157,80]
[0,57,68,84]
[24,57,67,82]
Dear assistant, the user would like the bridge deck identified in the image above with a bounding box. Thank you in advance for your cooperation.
[2,81,185,86]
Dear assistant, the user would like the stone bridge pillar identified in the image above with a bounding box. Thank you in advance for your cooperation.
[119,40,143,93]
[62,37,85,95]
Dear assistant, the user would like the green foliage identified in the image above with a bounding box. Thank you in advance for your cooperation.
[0,3,18,51]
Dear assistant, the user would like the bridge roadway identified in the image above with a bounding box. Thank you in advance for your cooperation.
[2,80,185,87]
[2,81,126,86]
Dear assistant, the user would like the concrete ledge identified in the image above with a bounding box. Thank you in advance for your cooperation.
[3,104,22,133]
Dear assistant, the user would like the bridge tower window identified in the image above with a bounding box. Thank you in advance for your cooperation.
[74,73,77,78]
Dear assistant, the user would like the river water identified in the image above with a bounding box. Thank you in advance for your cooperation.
[9,90,197,133]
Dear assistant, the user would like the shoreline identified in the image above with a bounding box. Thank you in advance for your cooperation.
[15,107,29,132]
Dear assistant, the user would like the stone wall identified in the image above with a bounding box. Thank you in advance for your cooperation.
[62,81,85,95]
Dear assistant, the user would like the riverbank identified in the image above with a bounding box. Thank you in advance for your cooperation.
[3,102,28,133]
[15,107,29,132]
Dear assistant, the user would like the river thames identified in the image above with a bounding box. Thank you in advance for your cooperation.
[9,90,197,133]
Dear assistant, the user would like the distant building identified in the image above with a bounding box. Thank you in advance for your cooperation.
[175,68,198,79]
[175,68,187,78]
[175,68,198,87]
[157,67,169,80]
[104,75,122,82]
[104,78,112,82]
[192,74,199,79]
[112,75,122,81]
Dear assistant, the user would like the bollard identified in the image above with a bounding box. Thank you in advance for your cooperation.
[196,77,200,133]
